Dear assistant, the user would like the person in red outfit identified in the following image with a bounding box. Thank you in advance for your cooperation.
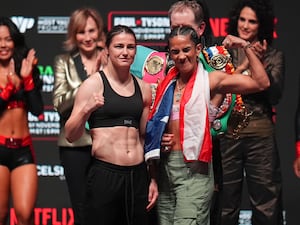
[0,16,43,225]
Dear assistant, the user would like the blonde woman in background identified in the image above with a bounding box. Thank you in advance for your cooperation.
[52,7,107,225]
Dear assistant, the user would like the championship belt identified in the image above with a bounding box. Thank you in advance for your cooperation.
[228,95,252,139]
[202,46,251,138]
[202,46,236,137]
[210,94,236,137]
[130,45,167,108]
[130,45,167,83]
[144,51,167,84]
[131,45,155,79]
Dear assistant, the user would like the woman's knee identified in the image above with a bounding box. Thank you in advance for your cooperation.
[15,212,34,225]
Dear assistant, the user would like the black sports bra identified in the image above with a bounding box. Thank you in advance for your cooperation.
[88,71,143,129]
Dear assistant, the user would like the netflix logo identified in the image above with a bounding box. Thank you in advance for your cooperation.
[10,208,74,225]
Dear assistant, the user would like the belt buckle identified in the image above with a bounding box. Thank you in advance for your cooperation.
[5,137,22,149]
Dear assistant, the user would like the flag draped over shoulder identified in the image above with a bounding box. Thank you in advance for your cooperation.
[144,62,212,163]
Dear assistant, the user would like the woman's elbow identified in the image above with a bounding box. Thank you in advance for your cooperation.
[65,125,82,143]
[66,136,74,143]
[64,123,74,143]
[260,79,271,91]
[65,131,79,143]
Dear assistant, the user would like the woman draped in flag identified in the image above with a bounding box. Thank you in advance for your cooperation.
[145,25,270,225]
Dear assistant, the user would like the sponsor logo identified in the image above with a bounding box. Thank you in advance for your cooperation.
[28,107,60,136]
[108,11,170,47]
[124,119,132,125]
[239,210,252,225]
[11,16,35,33]
[37,164,65,179]
[38,65,54,93]
[108,12,278,46]
[37,16,69,34]
[10,208,73,225]
[239,210,286,225]
[210,17,278,38]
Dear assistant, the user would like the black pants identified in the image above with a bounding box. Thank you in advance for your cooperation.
[59,146,92,225]
[219,135,284,225]
[210,138,223,225]
[84,159,149,225]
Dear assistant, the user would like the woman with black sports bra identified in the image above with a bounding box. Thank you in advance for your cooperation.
[0,17,43,225]
[65,25,158,225]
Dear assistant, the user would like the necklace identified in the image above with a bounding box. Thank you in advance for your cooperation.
[175,79,186,103]
[81,50,99,75]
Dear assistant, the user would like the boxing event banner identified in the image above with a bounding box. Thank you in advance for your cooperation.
[2,0,295,223]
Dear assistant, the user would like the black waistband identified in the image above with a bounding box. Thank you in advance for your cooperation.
[92,158,146,172]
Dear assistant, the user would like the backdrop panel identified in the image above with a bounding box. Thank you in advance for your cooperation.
[1,0,299,224]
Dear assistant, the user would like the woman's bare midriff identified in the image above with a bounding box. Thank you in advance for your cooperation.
[0,108,30,137]
[167,118,182,151]
[90,126,145,166]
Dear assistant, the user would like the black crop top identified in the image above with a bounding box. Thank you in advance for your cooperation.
[88,71,143,129]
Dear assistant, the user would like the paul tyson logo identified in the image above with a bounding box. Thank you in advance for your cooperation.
[11,16,35,33]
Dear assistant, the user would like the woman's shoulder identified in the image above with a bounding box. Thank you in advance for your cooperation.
[132,74,151,99]
[265,46,285,63]
[77,72,103,96]
[266,45,284,56]
[54,53,69,63]
[54,52,77,63]
[86,72,104,89]
[132,74,150,88]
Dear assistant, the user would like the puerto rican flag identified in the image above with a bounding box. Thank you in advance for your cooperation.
[144,62,212,163]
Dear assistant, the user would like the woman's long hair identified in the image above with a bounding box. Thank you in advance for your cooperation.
[0,17,42,89]
[226,0,275,45]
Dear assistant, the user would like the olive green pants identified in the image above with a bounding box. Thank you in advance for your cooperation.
[157,151,214,225]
